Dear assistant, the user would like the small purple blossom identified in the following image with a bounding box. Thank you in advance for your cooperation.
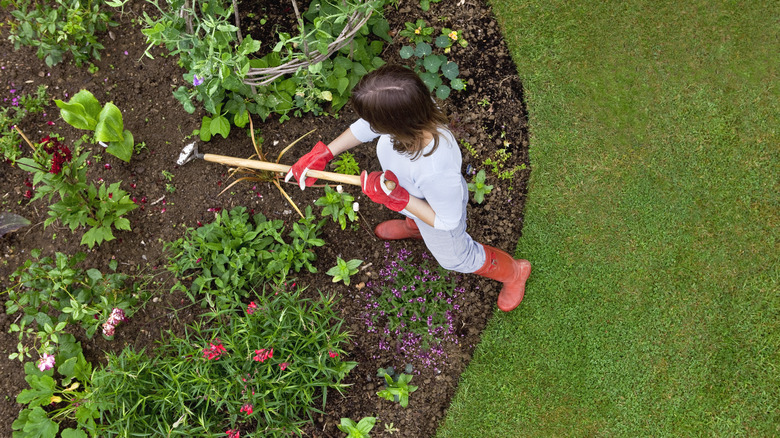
[193,75,204,86]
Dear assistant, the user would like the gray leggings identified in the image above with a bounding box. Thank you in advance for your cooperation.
[410,182,486,273]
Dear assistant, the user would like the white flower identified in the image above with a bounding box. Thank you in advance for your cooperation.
[352,202,360,212]
[336,185,343,193]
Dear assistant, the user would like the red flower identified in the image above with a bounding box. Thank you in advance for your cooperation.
[247,301,257,315]
[240,404,253,415]
[328,350,339,358]
[226,429,240,438]
[203,342,227,360]
[253,348,273,362]
[279,362,289,371]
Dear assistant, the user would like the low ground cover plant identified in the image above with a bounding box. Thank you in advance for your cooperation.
[0,84,49,164]
[91,284,356,437]
[4,250,142,361]
[360,243,465,370]
[376,364,418,408]
[316,185,358,230]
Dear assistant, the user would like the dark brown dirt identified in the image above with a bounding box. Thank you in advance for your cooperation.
[0,0,529,436]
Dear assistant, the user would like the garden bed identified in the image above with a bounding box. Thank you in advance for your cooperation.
[0,0,529,436]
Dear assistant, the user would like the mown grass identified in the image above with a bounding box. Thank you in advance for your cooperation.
[437,1,778,436]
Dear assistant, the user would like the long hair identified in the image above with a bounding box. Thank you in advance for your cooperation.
[351,65,449,159]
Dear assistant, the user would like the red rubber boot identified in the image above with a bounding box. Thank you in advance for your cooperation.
[473,244,532,311]
[374,217,423,240]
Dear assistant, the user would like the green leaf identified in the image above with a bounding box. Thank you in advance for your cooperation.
[106,129,133,162]
[414,42,432,57]
[55,100,97,131]
[423,55,443,73]
[62,429,89,438]
[435,34,451,48]
[94,102,124,143]
[210,115,230,139]
[441,61,460,80]
[22,407,59,437]
[451,78,466,91]
[173,86,195,113]
[17,375,55,407]
[436,85,451,100]
[200,116,212,142]
[356,416,376,433]
[399,45,414,59]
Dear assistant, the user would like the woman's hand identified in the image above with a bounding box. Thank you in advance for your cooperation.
[360,170,409,212]
[284,141,334,190]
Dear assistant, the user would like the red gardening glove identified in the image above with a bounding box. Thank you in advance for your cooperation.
[284,141,334,190]
[360,170,410,212]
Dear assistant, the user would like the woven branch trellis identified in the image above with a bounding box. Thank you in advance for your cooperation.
[240,0,376,86]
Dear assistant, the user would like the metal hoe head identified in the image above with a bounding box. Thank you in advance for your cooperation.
[176,142,203,166]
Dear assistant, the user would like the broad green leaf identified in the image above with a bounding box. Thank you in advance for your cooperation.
[435,34,451,48]
[210,115,230,138]
[414,42,432,57]
[451,78,466,90]
[173,86,195,113]
[70,89,102,119]
[423,55,443,73]
[55,100,97,131]
[436,85,451,100]
[441,61,459,80]
[62,429,89,438]
[399,45,414,59]
[17,375,55,407]
[200,116,213,142]
[23,407,59,437]
[106,129,133,162]
[94,103,124,143]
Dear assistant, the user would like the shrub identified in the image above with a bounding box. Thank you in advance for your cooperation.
[166,206,326,307]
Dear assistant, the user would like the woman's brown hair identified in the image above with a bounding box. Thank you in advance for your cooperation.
[351,64,449,159]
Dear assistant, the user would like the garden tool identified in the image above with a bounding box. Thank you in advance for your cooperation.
[176,142,370,187]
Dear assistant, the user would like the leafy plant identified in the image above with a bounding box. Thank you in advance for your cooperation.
[12,334,99,437]
[483,146,526,182]
[55,89,135,162]
[166,206,326,307]
[4,0,117,67]
[4,250,141,361]
[16,134,137,248]
[332,151,361,175]
[92,286,356,437]
[399,42,466,99]
[143,0,390,140]
[326,257,363,286]
[376,364,418,408]
[399,19,434,44]
[359,244,464,370]
[0,84,49,164]
[468,169,493,204]
[338,416,377,438]
[434,28,468,53]
[315,185,358,229]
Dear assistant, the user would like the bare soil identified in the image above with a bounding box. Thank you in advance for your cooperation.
[0,0,530,436]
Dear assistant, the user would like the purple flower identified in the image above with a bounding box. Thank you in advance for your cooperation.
[193,75,204,86]
[38,353,55,371]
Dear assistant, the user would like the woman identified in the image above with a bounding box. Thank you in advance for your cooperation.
[285,65,531,311]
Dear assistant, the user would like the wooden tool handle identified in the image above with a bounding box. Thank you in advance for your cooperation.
[203,153,361,186]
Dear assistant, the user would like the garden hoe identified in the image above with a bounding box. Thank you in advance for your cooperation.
[176,142,397,190]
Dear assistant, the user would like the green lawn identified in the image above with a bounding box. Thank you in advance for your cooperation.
[437,1,778,436]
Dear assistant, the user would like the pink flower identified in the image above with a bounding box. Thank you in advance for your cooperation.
[37,353,55,372]
[253,348,273,362]
[203,342,227,360]
[247,301,257,315]
[279,362,289,371]
[226,429,240,438]
[328,350,339,358]
[240,404,253,415]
